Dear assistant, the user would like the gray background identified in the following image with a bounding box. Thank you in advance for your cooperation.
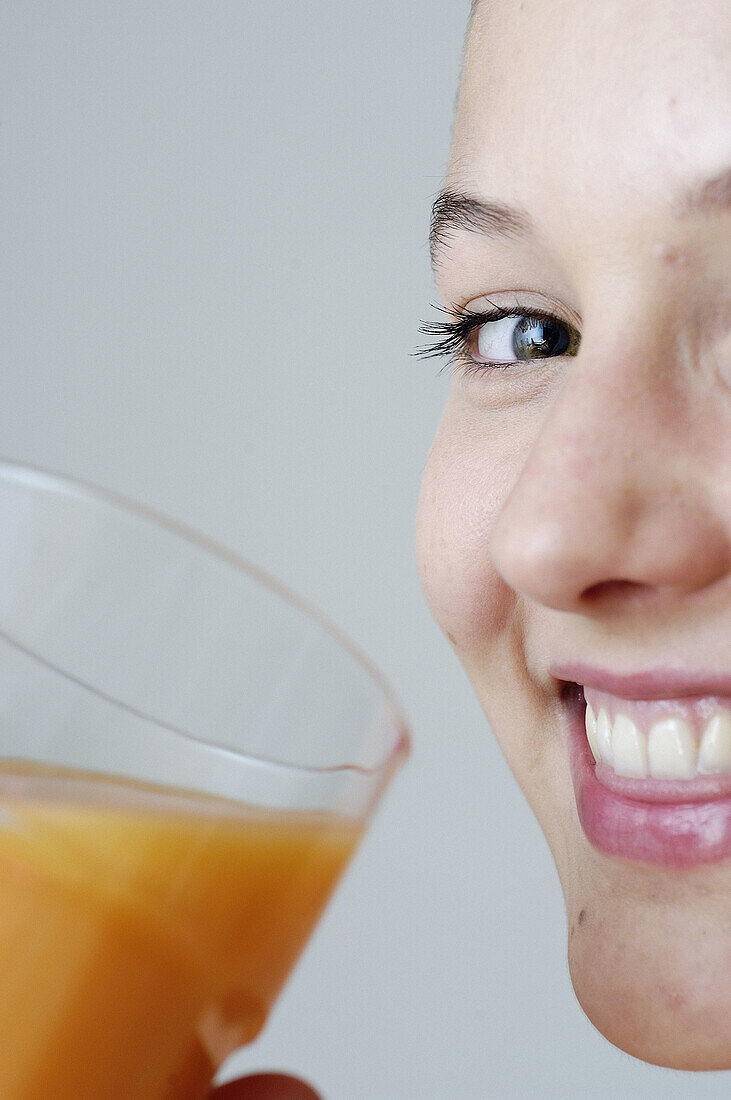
[1,3,727,1097]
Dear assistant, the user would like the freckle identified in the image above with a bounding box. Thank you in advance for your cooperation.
[446,632,457,646]
[578,908,587,926]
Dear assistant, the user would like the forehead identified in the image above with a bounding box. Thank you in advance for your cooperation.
[451,0,730,234]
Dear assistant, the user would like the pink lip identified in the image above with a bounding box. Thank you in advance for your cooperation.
[551,664,731,701]
[564,688,731,867]
[594,764,731,804]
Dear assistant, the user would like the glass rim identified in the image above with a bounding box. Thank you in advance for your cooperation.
[0,456,411,779]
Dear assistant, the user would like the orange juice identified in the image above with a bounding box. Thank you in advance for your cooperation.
[0,759,361,1099]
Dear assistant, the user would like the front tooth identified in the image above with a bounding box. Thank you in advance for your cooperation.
[647,717,698,779]
[698,713,731,775]
[612,714,648,778]
[585,702,600,762]
[596,708,613,765]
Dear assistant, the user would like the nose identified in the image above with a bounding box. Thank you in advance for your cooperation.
[488,338,731,612]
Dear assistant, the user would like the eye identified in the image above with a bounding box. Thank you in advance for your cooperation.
[475,313,576,363]
[415,303,581,372]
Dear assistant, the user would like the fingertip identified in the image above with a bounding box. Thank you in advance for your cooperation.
[210,1071,321,1099]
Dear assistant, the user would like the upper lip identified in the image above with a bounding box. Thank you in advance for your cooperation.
[549,663,731,701]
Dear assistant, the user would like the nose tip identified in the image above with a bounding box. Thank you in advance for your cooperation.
[489,463,730,613]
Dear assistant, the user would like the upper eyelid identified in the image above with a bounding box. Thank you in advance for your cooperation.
[464,305,568,325]
[467,297,581,323]
[460,288,583,326]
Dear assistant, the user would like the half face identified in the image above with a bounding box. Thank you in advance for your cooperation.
[417,0,731,1070]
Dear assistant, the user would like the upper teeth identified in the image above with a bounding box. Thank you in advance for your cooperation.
[585,704,731,779]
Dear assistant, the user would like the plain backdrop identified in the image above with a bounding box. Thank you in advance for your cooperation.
[1,3,728,1097]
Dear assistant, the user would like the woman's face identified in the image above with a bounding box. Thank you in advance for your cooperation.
[417,0,730,1070]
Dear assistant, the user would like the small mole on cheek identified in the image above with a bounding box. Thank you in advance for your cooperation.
[570,908,588,939]
[446,631,457,646]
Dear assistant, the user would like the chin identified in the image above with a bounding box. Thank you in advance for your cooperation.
[569,944,731,1070]
[561,844,731,1070]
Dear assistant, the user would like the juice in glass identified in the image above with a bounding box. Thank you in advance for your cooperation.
[0,460,409,1098]
[0,759,361,1100]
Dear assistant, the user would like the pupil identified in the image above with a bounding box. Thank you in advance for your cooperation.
[513,316,569,358]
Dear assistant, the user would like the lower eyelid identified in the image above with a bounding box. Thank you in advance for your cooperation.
[460,339,580,374]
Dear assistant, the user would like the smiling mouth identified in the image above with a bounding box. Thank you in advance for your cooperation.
[584,689,731,787]
[557,677,731,866]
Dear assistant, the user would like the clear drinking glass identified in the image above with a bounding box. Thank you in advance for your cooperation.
[0,459,409,1099]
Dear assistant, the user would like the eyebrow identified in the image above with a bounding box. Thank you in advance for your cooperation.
[430,167,731,270]
[429,190,532,267]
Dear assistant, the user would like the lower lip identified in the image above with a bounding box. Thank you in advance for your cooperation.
[566,692,731,866]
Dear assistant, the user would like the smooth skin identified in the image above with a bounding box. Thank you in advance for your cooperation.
[417,0,730,1071]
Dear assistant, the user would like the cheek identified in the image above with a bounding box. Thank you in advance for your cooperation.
[416,406,516,651]
[416,402,571,842]
[417,396,583,877]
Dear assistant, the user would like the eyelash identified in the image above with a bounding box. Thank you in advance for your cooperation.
[416,302,578,373]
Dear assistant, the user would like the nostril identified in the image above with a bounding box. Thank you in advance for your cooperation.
[582,579,652,603]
